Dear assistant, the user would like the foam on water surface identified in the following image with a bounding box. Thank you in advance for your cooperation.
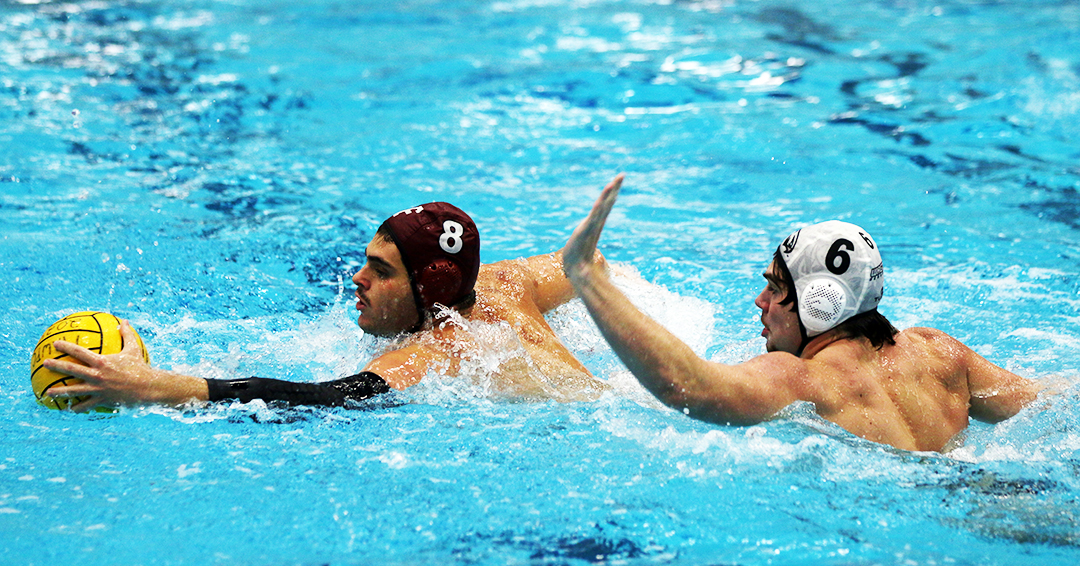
[2,0,1079,564]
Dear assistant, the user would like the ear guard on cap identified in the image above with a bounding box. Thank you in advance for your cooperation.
[797,277,851,335]
[415,259,463,309]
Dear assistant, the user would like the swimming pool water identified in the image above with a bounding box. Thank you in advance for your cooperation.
[2,0,1079,564]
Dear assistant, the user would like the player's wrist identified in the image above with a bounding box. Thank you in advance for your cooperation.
[145,370,209,405]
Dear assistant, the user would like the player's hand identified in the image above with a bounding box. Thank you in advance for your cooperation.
[562,173,623,285]
[43,320,202,411]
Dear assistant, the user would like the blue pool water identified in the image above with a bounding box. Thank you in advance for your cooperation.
[2,0,1080,564]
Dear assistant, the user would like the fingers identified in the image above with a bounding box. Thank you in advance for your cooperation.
[42,380,102,413]
[44,382,97,399]
[578,174,624,247]
[119,319,140,353]
[600,174,626,203]
[42,356,99,380]
[46,319,141,377]
[39,319,147,412]
[68,397,103,413]
[585,173,623,234]
[563,174,624,281]
[50,338,103,367]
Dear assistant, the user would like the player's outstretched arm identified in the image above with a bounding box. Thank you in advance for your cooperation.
[42,320,209,411]
[562,174,808,424]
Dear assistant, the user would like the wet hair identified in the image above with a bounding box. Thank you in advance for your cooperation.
[831,309,899,349]
[772,249,898,351]
[772,249,799,308]
[374,224,395,244]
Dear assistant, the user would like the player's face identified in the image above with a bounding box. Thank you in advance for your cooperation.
[352,236,420,336]
[754,261,802,355]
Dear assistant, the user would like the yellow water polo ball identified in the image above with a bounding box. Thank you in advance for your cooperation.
[30,311,150,410]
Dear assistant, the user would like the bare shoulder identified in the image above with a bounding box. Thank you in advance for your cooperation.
[476,258,532,304]
[896,327,969,360]
[742,350,821,400]
[900,326,954,342]
[898,328,1041,423]
[746,350,809,374]
[478,257,531,285]
[887,327,988,400]
[660,350,818,425]
[478,252,569,285]
[478,252,579,313]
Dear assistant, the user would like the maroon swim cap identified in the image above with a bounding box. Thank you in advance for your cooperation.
[379,202,481,313]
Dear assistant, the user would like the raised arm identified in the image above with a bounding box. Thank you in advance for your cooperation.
[561,174,816,424]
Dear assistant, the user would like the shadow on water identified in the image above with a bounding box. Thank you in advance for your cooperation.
[929,466,1080,547]
[453,529,682,566]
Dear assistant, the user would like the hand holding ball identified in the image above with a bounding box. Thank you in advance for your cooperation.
[30,311,150,410]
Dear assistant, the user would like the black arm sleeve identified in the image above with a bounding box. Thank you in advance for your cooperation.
[205,371,391,407]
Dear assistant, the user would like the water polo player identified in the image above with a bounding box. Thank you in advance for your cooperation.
[42,202,609,409]
[562,174,1041,452]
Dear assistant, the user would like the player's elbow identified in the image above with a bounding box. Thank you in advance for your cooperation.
[968,403,1017,424]
[967,376,1041,424]
[969,395,1034,424]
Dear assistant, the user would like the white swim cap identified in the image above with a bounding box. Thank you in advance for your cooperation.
[778,220,884,336]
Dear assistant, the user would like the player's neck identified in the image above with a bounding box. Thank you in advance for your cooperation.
[799,331,845,359]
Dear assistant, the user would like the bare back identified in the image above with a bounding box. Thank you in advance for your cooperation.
[365,254,608,401]
[806,327,1036,451]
